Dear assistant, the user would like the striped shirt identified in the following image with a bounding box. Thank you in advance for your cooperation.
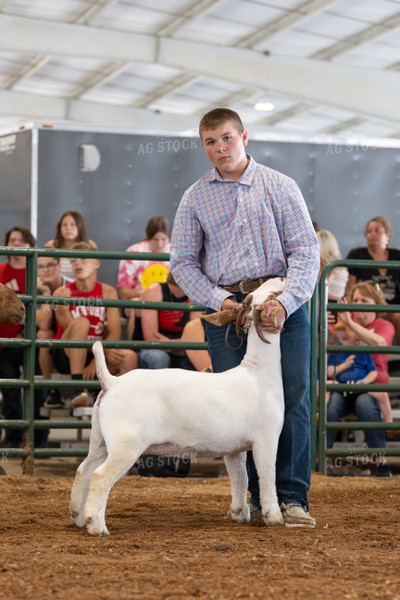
[170,155,320,316]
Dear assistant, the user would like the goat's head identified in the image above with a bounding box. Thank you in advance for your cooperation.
[0,283,26,325]
[202,277,286,345]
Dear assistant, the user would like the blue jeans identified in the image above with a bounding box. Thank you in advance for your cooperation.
[327,392,386,450]
[140,349,171,369]
[205,298,311,509]
[0,347,48,446]
[139,349,193,370]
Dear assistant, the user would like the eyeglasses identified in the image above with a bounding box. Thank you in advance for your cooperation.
[37,263,58,271]
[69,258,90,265]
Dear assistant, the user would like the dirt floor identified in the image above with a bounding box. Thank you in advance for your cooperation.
[0,458,399,600]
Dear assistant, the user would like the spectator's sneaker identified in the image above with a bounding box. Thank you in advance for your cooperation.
[280,502,316,529]
[375,463,393,479]
[249,503,262,521]
[70,391,94,409]
[44,389,64,409]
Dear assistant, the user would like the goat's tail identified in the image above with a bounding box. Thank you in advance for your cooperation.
[92,341,116,393]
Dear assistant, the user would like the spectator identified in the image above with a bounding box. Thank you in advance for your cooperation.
[117,215,170,300]
[317,229,348,300]
[327,281,394,477]
[328,320,392,424]
[118,215,171,346]
[140,272,201,370]
[0,226,48,448]
[345,216,400,344]
[317,229,349,326]
[45,210,97,279]
[50,242,137,408]
[36,256,72,408]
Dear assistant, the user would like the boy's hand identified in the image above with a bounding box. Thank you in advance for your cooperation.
[344,354,355,369]
[257,300,287,333]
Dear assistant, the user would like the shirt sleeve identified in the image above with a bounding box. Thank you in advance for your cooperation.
[272,178,320,316]
[170,191,232,309]
[373,318,395,345]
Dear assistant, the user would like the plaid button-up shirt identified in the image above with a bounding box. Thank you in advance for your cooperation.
[170,156,320,316]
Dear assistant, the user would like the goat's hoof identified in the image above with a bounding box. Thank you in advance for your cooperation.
[85,518,110,536]
[70,509,86,528]
[227,507,250,524]
[86,524,110,536]
[263,510,284,527]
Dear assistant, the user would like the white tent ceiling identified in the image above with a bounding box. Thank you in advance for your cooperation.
[0,0,399,141]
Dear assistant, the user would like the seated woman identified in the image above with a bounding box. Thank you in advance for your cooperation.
[345,215,400,344]
[327,281,394,478]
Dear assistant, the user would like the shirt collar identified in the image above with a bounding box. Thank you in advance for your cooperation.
[205,154,256,186]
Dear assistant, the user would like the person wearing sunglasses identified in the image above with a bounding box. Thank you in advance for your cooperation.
[36,256,73,408]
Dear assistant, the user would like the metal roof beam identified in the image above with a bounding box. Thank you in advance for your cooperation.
[237,0,338,48]
[0,89,198,130]
[156,0,225,36]
[132,73,198,108]
[74,0,119,24]
[0,15,399,126]
[312,12,400,60]
[199,88,261,114]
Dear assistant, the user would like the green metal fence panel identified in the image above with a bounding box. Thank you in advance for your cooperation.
[0,247,208,473]
[317,259,400,474]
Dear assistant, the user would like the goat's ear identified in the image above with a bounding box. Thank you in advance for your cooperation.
[201,309,239,327]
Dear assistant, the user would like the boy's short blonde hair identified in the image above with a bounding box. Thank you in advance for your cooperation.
[199,108,244,139]
[334,321,352,334]
[72,241,96,251]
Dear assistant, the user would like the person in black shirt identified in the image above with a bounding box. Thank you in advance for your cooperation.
[345,215,400,344]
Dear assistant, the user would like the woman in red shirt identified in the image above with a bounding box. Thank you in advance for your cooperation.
[327,281,394,477]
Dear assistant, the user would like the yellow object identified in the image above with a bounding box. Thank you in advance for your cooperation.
[141,264,169,289]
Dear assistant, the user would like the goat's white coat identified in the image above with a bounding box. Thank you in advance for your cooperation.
[70,278,286,536]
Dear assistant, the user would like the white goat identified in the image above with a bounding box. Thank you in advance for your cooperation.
[70,277,286,536]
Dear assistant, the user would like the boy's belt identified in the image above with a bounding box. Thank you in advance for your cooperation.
[222,277,274,294]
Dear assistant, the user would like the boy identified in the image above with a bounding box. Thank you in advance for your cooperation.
[328,320,392,423]
[50,242,137,408]
[170,108,320,528]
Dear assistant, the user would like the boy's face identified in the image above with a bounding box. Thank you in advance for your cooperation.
[70,257,99,281]
[7,230,30,248]
[201,120,248,180]
[37,257,61,284]
[336,329,358,346]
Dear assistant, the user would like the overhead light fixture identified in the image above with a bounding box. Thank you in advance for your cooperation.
[254,102,275,112]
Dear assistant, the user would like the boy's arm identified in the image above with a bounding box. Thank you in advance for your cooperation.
[358,370,377,385]
[52,286,73,331]
[327,355,355,379]
[141,285,166,342]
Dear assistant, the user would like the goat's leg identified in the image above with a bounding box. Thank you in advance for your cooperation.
[84,445,142,536]
[70,405,107,528]
[70,446,108,527]
[224,452,250,523]
[252,437,283,526]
